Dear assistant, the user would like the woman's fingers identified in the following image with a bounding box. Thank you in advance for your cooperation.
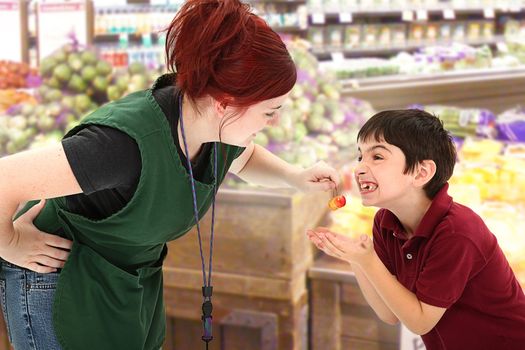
[26,262,57,274]
[43,233,73,250]
[34,255,66,269]
[42,246,69,262]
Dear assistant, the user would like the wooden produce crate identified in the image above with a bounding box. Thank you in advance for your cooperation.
[163,188,331,349]
[309,254,400,350]
[163,287,308,350]
[164,188,331,301]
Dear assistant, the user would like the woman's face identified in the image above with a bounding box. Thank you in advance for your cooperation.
[218,92,290,147]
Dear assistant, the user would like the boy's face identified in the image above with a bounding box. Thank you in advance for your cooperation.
[354,138,415,208]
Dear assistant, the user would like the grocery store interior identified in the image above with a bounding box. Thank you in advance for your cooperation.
[1,0,525,349]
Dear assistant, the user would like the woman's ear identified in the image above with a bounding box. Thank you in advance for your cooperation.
[415,160,436,187]
[213,99,227,118]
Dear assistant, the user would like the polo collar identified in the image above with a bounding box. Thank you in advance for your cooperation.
[380,183,453,239]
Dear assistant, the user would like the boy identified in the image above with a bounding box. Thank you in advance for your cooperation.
[307,110,525,350]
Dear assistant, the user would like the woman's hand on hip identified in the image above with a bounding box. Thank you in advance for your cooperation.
[0,200,73,273]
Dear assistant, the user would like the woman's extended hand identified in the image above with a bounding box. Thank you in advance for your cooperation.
[0,200,73,273]
[287,161,340,193]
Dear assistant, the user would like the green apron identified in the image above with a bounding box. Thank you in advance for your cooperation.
[14,74,244,350]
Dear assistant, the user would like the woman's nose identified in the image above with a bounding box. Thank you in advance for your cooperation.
[267,114,280,127]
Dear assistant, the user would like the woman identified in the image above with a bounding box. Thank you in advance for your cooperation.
[0,0,338,349]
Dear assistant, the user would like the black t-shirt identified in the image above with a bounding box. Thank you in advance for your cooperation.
[61,85,214,220]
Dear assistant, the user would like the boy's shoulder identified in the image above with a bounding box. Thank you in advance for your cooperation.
[434,201,496,256]
[439,201,486,234]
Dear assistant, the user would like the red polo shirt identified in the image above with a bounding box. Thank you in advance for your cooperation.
[373,183,525,350]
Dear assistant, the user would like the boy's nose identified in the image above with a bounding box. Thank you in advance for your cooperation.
[354,163,368,175]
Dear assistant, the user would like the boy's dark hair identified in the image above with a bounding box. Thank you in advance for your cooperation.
[357,109,457,199]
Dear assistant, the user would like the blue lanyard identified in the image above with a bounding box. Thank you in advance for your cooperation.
[178,94,217,347]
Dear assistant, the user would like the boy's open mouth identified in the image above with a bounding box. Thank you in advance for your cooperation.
[359,181,378,194]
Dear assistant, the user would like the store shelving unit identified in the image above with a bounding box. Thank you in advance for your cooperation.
[342,66,525,113]
[307,1,525,60]
[313,34,506,58]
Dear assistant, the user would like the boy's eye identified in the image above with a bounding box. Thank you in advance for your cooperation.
[265,112,276,118]
[357,155,362,161]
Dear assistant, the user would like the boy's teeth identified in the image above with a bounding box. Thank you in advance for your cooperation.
[360,183,377,191]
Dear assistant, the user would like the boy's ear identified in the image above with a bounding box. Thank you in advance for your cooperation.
[414,160,436,187]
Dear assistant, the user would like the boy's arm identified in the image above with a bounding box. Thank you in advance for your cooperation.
[310,230,447,335]
[352,264,399,325]
[357,253,446,335]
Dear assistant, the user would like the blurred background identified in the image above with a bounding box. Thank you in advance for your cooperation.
[1,0,524,349]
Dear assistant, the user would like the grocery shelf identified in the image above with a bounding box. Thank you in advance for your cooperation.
[247,0,306,4]
[93,32,164,44]
[94,4,180,11]
[342,66,525,88]
[312,35,505,59]
[342,66,525,113]
[308,5,524,18]
[273,25,307,33]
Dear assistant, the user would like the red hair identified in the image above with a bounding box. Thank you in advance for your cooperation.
[165,0,296,109]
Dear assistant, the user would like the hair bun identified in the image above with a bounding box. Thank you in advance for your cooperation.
[165,0,296,108]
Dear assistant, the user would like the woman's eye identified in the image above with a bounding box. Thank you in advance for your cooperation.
[357,155,362,161]
[374,155,383,160]
[265,112,276,118]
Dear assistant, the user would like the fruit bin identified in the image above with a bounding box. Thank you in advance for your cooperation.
[163,187,331,349]
[309,255,400,350]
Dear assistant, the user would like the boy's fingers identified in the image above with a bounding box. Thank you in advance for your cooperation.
[321,233,345,256]
[322,240,343,258]
[307,229,325,242]
[324,233,345,253]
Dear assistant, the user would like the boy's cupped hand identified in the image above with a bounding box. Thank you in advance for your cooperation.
[306,227,373,266]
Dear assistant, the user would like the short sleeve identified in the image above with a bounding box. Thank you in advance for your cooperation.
[61,125,141,195]
[372,210,396,275]
[415,233,485,308]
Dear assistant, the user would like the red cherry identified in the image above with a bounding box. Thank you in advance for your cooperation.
[334,195,346,208]
[328,195,346,210]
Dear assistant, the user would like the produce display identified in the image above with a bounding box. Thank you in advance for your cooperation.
[321,58,400,80]
[255,39,374,168]
[496,107,525,142]
[322,43,495,80]
[309,20,496,54]
[0,90,37,114]
[0,42,161,156]
[0,60,39,90]
[412,104,497,139]
[451,138,525,205]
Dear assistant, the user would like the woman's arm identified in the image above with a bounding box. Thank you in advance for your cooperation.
[0,143,82,272]
[230,142,339,192]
